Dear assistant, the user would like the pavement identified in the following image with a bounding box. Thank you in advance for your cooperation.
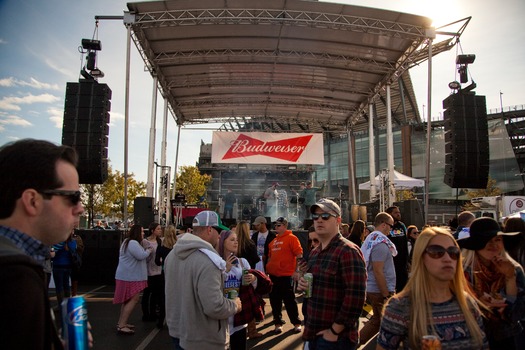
[50,285,312,350]
[51,284,374,350]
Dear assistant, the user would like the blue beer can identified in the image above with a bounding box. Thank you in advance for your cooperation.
[62,296,89,350]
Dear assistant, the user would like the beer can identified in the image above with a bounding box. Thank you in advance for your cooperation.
[227,289,239,299]
[62,296,89,350]
[303,273,313,298]
[421,335,442,350]
[242,268,250,286]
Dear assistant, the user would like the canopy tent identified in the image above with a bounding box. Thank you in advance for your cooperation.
[359,170,425,190]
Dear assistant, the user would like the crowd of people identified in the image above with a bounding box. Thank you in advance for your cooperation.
[2,138,525,350]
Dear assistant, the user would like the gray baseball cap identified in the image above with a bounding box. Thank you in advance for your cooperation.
[310,198,341,217]
[253,216,267,225]
[192,211,229,232]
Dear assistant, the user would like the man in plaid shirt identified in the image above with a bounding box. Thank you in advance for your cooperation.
[297,198,367,350]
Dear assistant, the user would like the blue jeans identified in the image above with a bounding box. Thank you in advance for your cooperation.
[52,266,71,295]
[307,335,356,350]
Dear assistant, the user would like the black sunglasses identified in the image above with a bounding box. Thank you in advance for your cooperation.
[425,245,460,260]
[312,213,337,221]
[40,190,82,206]
[385,222,394,229]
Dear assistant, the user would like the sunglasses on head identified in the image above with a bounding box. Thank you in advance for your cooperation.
[425,245,460,260]
[312,213,337,221]
[40,189,82,206]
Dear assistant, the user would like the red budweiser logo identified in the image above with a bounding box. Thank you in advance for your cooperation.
[222,134,313,162]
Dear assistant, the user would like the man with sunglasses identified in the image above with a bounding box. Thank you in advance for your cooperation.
[265,216,303,334]
[297,198,367,350]
[0,139,85,349]
[359,212,398,346]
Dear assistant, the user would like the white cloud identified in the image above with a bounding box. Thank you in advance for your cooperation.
[0,93,60,111]
[0,77,60,90]
[0,77,16,87]
[47,107,64,128]
[0,38,7,45]
[0,114,33,129]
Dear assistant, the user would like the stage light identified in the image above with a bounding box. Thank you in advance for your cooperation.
[81,39,101,51]
[458,66,468,83]
[90,68,104,78]
[456,54,475,65]
[448,81,461,90]
[86,51,97,71]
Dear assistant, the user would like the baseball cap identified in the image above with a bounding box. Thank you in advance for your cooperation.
[366,225,375,232]
[274,217,288,226]
[310,198,341,217]
[253,216,267,226]
[192,211,229,232]
[272,182,280,186]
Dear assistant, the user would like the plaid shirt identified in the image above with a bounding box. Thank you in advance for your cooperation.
[0,225,48,266]
[303,233,367,343]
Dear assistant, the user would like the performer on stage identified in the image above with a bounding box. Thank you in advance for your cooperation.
[300,180,326,219]
[222,188,237,219]
[291,182,306,225]
[263,182,279,221]
[277,188,288,219]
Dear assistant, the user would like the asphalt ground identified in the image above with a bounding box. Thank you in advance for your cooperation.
[49,285,373,350]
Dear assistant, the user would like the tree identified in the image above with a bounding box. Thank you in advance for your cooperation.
[81,165,146,226]
[462,176,502,211]
[175,165,212,205]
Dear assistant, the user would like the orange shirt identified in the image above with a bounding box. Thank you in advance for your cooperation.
[266,230,303,277]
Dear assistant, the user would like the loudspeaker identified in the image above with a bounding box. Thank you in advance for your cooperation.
[443,92,489,188]
[62,80,112,184]
[76,229,120,285]
[395,200,425,229]
[134,197,154,228]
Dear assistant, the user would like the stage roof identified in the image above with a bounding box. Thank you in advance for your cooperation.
[126,0,462,133]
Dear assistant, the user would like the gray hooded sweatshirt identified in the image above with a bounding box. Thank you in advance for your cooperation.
[164,233,238,350]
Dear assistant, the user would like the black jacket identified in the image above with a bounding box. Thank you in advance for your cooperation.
[0,236,64,349]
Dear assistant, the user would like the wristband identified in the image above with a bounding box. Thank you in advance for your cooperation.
[330,325,342,336]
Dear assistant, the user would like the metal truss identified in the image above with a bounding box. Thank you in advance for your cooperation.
[133,8,429,40]
[155,49,395,75]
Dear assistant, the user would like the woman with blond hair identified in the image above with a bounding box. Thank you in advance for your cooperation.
[377,227,488,349]
[154,224,177,329]
[236,220,260,269]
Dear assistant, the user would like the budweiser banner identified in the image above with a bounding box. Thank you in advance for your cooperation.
[212,132,324,164]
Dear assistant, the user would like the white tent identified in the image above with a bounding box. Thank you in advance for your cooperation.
[358,170,425,190]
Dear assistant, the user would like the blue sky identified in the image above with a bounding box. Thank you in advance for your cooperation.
[1,0,524,183]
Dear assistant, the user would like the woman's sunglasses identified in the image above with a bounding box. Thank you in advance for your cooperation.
[312,213,337,221]
[425,245,460,260]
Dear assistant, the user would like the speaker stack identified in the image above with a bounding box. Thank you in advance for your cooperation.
[134,197,155,228]
[62,80,112,184]
[443,92,489,188]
